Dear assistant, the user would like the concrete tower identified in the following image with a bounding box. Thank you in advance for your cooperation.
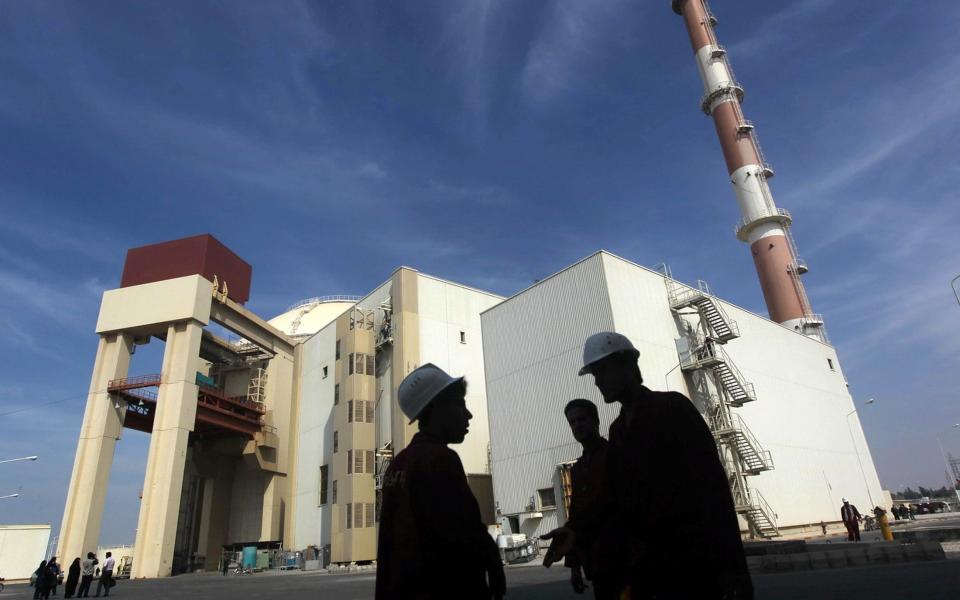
[671,0,825,341]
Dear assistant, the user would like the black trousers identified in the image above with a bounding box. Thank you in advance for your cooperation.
[95,571,113,597]
[77,576,93,598]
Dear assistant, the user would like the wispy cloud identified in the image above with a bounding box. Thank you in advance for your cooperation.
[728,0,836,56]
[520,0,632,106]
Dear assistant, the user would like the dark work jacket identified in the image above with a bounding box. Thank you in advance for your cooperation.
[375,432,497,600]
[568,386,753,600]
[564,437,609,580]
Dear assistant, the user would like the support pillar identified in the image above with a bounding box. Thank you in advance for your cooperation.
[58,333,134,563]
[132,321,203,578]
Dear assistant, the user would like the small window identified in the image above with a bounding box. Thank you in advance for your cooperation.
[366,354,375,375]
[365,502,375,528]
[354,450,364,474]
[346,503,352,529]
[356,400,365,423]
[348,400,354,423]
[336,339,341,360]
[354,502,363,528]
[334,384,340,405]
[333,431,338,453]
[332,479,337,504]
[365,400,374,423]
[318,465,328,506]
[827,358,835,371]
[460,331,466,344]
[347,450,353,474]
[538,487,557,509]
[322,366,328,379]
[348,353,355,375]
[365,450,374,474]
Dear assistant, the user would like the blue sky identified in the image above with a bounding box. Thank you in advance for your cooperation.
[2,1,959,545]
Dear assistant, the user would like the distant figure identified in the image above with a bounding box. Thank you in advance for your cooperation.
[907,504,916,520]
[33,560,54,600]
[375,364,505,600]
[891,505,900,521]
[840,498,862,541]
[94,552,114,597]
[77,553,97,598]
[47,557,61,597]
[561,398,610,598]
[221,557,229,576]
[543,332,753,599]
[64,559,81,599]
[820,521,827,535]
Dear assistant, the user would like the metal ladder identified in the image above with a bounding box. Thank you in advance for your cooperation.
[667,279,740,342]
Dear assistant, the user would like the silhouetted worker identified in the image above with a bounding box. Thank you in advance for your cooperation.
[77,553,97,598]
[562,398,611,598]
[375,364,505,600]
[543,332,753,599]
[840,498,862,541]
[64,558,81,599]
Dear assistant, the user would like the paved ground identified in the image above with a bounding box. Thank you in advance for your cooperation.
[2,559,957,600]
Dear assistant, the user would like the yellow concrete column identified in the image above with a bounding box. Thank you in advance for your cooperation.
[132,320,203,578]
[58,333,134,563]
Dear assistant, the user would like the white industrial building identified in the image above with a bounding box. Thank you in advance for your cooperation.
[482,252,883,540]
[0,524,51,581]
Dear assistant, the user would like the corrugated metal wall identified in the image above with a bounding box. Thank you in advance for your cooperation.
[482,253,622,539]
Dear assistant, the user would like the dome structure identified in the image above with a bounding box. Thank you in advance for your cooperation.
[269,295,360,338]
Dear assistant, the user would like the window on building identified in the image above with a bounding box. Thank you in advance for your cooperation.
[355,400,365,423]
[366,354,375,375]
[355,353,365,375]
[347,450,353,474]
[827,358,835,371]
[365,400,374,423]
[538,487,557,509]
[332,480,337,504]
[318,465,328,506]
[348,353,355,375]
[460,331,466,344]
[365,450,374,474]
[354,502,363,528]
[334,383,339,405]
[348,400,354,423]
[336,339,340,360]
[365,502,375,528]
[322,366,328,379]
[346,503,352,529]
[354,450,364,474]
[333,431,338,453]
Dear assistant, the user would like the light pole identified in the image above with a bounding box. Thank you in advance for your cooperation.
[0,455,38,464]
[951,275,960,308]
[846,398,876,507]
[935,423,960,504]
[0,493,19,499]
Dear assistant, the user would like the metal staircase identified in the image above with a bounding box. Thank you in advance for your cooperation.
[661,266,778,538]
[680,339,756,406]
[667,279,740,342]
[710,412,774,475]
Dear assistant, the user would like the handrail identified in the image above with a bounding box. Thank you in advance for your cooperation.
[734,205,791,239]
[286,295,362,311]
[733,415,773,470]
[752,487,779,528]
[108,373,161,390]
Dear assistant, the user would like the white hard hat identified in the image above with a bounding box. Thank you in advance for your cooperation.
[842,497,848,503]
[399,363,464,423]
[579,332,640,376]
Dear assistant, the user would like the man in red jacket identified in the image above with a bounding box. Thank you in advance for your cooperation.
[543,332,753,600]
[375,364,505,600]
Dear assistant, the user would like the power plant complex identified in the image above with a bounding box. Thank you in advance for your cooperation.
[54,0,883,578]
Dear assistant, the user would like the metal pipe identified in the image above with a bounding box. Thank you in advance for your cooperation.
[845,399,875,507]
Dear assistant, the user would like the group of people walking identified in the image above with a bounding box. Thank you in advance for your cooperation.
[374,331,753,600]
[33,552,114,599]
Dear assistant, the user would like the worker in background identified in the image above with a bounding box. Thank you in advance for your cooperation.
[76,554,97,598]
[375,364,505,600]
[840,498,862,541]
[93,552,113,597]
[561,399,611,598]
[542,332,753,599]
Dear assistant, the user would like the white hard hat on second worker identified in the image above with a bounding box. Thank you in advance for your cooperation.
[399,363,464,423]
[579,332,640,376]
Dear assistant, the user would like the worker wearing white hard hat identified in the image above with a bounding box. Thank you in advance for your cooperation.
[543,332,753,599]
[376,364,505,600]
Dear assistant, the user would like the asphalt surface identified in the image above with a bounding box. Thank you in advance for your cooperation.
[2,559,957,600]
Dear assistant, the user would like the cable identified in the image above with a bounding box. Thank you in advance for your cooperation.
[0,395,80,418]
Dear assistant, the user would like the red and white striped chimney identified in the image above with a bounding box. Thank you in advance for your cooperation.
[671,0,825,341]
